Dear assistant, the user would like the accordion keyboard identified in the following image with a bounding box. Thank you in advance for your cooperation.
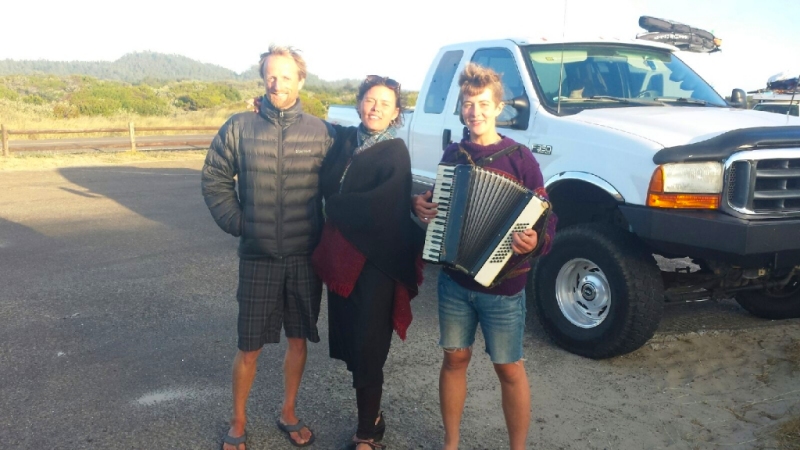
[422,165,456,263]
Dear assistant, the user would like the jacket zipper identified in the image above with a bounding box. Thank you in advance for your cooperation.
[277,110,284,256]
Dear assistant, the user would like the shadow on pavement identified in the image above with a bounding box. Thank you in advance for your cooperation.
[58,165,212,230]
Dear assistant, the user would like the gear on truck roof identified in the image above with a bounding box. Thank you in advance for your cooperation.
[636,16,721,53]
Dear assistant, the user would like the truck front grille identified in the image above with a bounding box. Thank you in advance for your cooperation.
[753,158,800,211]
[724,151,800,217]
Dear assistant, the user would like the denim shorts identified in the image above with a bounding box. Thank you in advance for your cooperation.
[437,271,526,364]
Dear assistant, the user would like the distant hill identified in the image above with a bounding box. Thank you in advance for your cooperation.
[0,51,360,88]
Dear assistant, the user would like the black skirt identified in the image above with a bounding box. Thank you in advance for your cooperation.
[328,261,395,389]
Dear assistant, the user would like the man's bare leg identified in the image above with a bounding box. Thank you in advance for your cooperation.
[494,361,531,450]
[279,337,312,445]
[439,348,472,450]
[224,348,262,450]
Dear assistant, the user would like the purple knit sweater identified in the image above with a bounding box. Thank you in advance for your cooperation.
[438,136,557,296]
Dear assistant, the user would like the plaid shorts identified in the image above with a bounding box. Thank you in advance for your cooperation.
[236,255,322,351]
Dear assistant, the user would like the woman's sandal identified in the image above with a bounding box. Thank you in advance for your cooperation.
[374,411,386,442]
[341,411,387,449]
[340,438,386,450]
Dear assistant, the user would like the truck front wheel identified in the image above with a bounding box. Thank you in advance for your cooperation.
[530,224,664,359]
[735,274,800,319]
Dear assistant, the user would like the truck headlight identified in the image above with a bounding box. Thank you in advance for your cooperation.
[647,162,722,209]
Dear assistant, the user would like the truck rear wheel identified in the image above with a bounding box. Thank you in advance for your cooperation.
[735,274,800,319]
[529,224,664,359]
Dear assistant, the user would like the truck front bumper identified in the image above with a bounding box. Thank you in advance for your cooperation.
[618,205,800,258]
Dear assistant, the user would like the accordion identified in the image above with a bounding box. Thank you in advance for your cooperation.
[422,164,551,287]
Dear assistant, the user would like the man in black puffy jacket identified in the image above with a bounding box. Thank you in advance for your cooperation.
[202,45,334,449]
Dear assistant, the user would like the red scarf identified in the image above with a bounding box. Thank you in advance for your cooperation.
[312,222,423,340]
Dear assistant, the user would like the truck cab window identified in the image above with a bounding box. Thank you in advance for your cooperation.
[471,48,527,127]
[424,50,463,114]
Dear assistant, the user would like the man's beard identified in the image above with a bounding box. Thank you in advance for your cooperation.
[268,91,297,110]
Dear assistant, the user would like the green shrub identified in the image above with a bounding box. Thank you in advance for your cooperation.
[403,91,419,107]
[52,102,80,119]
[172,82,242,110]
[0,84,19,101]
[23,94,46,105]
[69,82,169,116]
[26,75,68,91]
[299,91,327,119]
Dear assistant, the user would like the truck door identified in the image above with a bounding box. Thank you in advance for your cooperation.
[410,50,464,181]
[441,47,531,146]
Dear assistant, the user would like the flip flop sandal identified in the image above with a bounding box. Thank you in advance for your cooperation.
[276,419,316,447]
[221,430,247,450]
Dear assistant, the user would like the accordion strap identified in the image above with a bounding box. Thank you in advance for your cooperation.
[457,144,522,168]
[477,144,522,167]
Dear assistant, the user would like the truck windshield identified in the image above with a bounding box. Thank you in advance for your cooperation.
[524,44,727,112]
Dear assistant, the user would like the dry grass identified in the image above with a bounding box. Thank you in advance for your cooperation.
[0,98,250,140]
[778,416,800,450]
[0,150,207,172]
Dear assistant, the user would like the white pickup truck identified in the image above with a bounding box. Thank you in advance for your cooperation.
[327,37,800,359]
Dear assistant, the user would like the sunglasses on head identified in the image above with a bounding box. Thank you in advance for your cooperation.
[365,75,401,91]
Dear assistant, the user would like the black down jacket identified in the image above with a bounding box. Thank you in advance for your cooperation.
[201,98,335,259]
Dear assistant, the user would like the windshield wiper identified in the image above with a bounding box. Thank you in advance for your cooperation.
[589,96,663,106]
[654,97,721,107]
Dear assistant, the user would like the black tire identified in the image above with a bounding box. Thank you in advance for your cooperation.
[528,224,664,359]
[735,274,800,319]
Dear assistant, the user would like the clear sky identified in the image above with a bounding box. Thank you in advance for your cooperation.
[2,0,798,95]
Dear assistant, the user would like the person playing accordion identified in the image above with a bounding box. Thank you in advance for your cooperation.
[412,62,557,450]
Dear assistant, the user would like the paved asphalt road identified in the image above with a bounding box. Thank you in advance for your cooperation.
[0,159,792,449]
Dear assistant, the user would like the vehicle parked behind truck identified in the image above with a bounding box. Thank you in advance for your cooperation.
[753,102,799,116]
[328,37,800,359]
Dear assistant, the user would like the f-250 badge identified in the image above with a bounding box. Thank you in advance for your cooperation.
[530,144,552,155]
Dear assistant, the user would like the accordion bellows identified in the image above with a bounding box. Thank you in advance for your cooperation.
[423,164,551,287]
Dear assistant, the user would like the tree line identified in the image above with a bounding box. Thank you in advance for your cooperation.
[0,51,365,88]
[0,53,418,120]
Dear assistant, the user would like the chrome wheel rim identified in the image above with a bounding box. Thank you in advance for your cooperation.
[555,258,611,328]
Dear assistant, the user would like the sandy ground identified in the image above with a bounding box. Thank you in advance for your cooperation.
[529,322,800,449]
[388,264,800,450]
[0,155,798,449]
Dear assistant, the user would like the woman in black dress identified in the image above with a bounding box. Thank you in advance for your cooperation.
[312,75,422,450]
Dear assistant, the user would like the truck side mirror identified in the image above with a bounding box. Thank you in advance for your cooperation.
[729,89,747,109]
[497,95,531,130]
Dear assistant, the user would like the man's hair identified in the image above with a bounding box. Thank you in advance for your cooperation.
[259,45,307,81]
[458,63,504,105]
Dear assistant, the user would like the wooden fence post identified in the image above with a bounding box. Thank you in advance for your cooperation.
[129,121,136,152]
[2,124,8,157]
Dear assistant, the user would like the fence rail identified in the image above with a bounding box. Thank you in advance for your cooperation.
[0,123,219,156]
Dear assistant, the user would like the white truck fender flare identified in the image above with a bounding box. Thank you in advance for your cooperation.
[545,172,625,203]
